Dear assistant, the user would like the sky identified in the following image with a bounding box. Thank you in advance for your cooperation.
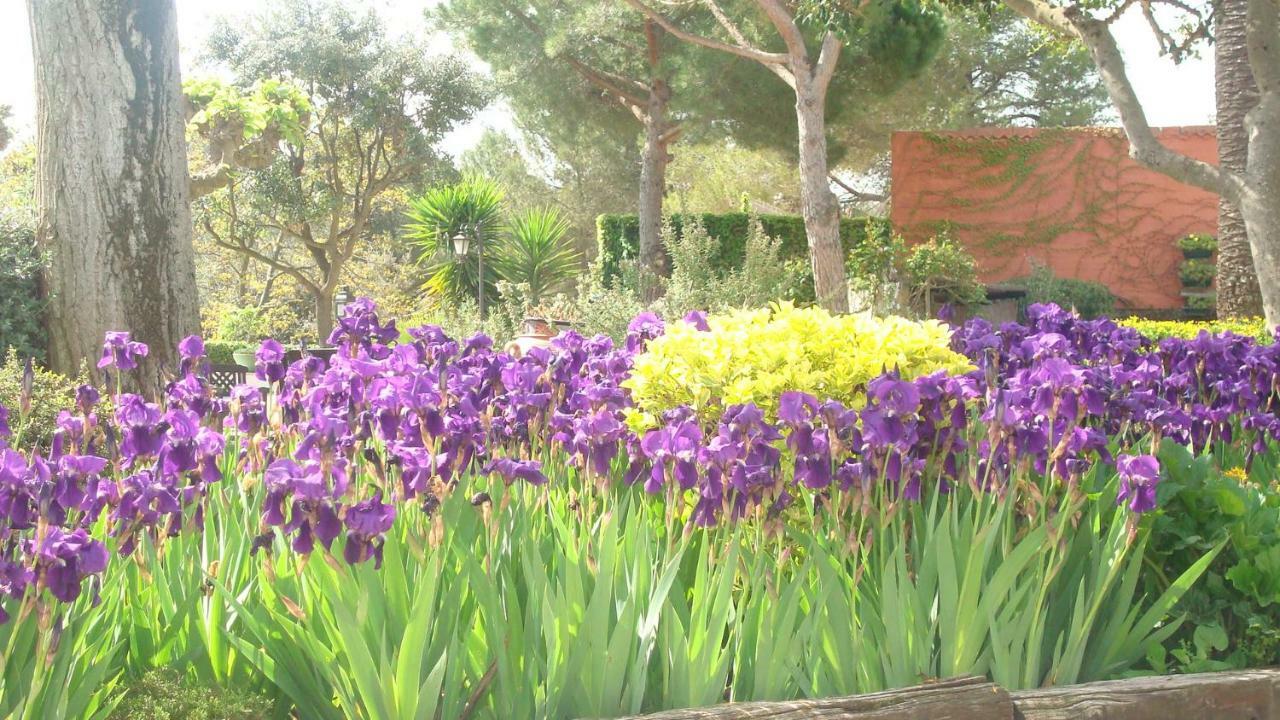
[0,0,1215,158]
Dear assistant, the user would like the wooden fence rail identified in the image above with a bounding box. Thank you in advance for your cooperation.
[614,669,1280,720]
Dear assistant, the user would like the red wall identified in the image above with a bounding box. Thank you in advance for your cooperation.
[889,127,1218,311]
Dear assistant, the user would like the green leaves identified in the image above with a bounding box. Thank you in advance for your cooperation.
[493,207,581,306]
[405,176,506,304]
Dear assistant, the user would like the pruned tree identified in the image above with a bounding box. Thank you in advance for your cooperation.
[193,0,490,339]
[27,0,201,391]
[1004,0,1280,324]
[623,0,945,312]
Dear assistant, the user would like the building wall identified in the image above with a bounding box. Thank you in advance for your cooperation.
[889,127,1218,311]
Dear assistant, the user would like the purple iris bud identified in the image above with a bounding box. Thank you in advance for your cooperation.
[1116,454,1160,513]
[98,331,149,371]
[0,405,9,440]
[75,385,100,416]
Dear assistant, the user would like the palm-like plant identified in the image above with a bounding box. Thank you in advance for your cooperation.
[405,176,505,304]
[495,207,582,306]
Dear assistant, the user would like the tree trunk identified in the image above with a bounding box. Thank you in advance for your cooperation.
[794,81,850,313]
[638,79,672,302]
[28,0,200,393]
[1242,93,1280,327]
[316,287,335,344]
[1215,0,1264,318]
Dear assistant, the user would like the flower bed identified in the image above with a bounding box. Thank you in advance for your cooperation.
[1,301,1279,717]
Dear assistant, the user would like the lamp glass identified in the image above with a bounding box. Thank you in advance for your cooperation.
[451,231,470,256]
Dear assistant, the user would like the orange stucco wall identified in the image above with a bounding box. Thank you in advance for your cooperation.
[889,127,1219,311]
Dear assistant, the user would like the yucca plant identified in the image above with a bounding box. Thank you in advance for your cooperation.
[494,207,581,307]
[405,176,505,304]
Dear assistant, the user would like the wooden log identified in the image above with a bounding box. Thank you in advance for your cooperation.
[614,676,1014,719]
[1012,669,1280,720]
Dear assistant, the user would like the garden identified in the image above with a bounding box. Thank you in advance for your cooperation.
[6,0,1280,716]
[4,296,1280,718]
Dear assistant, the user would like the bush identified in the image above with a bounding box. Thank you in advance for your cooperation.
[213,307,270,347]
[0,349,80,449]
[203,340,240,365]
[1014,263,1115,319]
[109,670,273,720]
[1119,317,1272,343]
[1178,233,1217,259]
[846,222,905,315]
[1180,258,1215,288]
[622,302,972,425]
[596,212,884,298]
[656,215,805,317]
[902,231,986,316]
[0,212,46,361]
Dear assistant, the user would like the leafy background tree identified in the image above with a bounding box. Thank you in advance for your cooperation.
[191,0,490,340]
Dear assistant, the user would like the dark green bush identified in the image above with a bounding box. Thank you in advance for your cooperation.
[1013,263,1115,319]
[1180,258,1215,288]
[1177,233,1217,259]
[109,670,273,720]
[0,212,46,361]
[1145,441,1280,673]
[596,213,887,300]
[203,340,239,365]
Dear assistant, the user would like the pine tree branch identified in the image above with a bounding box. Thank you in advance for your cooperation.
[621,0,790,66]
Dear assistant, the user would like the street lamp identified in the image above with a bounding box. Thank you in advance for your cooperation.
[334,287,353,319]
[452,225,485,316]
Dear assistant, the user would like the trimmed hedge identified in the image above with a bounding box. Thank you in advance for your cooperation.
[596,213,885,294]
[204,340,241,365]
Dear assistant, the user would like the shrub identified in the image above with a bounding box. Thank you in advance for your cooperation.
[1015,263,1115,319]
[0,349,80,449]
[213,307,270,346]
[0,212,46,362]
[623,302,972,425]
[846,222,905,315]
[596,212,884,297]
[656,215,804,317]
[1119,317,1272,344]
[1180,258,1215,288]
[1178,233,1217,259]
[203,340,240,365]
[109,669,273,720]
[494,207,581,305]
[902,231,986,316]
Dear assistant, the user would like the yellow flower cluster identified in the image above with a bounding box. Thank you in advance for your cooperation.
[1119,317,1274,344]
[623,303,972,427]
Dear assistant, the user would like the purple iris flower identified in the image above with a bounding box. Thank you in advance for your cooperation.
[1116,454,1160,513]
[30,527,108,603]
[178,335,207,376]
[114,394,164,462]
[98,331,149,371]
[484,457,547,486]
[683,310,710,332]
[343,492,396,567]
[255,339,288,384]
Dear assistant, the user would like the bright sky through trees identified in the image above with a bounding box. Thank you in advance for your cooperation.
[0,0,1212,159]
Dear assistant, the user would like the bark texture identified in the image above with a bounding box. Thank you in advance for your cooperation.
[29,0,200,391]
[638,79,672,302]
[795,78,850,313]
[1215,0,1264,317]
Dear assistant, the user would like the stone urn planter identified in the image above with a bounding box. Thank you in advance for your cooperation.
[232,348,257,370]
[506,317,573,357]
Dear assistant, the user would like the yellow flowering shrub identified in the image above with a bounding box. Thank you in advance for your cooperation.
[1119,317,1273,344]
[623,303,972,426]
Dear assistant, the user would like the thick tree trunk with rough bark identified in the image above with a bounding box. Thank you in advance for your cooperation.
[1216,0,1264,318]
[28,0,200,392]
[638,80,672,301]
[795,81,850,313]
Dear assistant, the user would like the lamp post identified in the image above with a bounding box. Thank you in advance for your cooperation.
[334,287,353,319]
[452,224,485,316]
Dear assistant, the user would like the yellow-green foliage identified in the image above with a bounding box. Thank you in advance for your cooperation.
[623,303,972,426]
[1120,317,1274,344]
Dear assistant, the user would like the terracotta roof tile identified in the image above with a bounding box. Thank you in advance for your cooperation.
[894,126,1215,140]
